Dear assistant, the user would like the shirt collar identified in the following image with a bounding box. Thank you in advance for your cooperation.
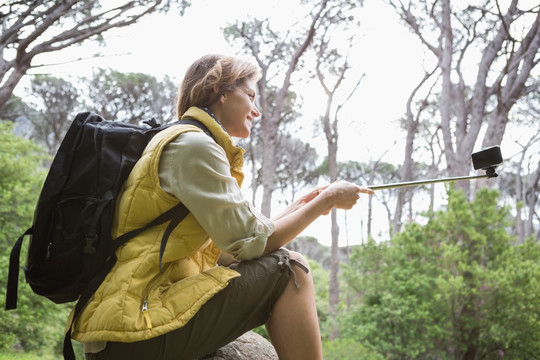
[200,107,228,134]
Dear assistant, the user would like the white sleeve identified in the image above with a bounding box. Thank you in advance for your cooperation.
[158,131,274,261]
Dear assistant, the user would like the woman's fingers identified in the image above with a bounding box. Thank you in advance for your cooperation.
[318,181,356,209]
[357,187,375,196]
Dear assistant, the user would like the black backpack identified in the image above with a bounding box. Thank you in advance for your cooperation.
[4,111,213,359]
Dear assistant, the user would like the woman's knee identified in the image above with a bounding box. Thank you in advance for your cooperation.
[286,250,311,271]
[281,249,314,290]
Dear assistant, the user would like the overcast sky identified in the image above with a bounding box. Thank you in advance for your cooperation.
[29,0,424,162]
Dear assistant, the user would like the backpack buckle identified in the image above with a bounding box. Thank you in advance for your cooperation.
[84,233,98,254]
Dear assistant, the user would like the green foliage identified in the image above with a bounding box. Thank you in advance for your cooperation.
[340,187,540,359]
[28,75,81,155]
[25,70,180,156]
[87,68,177,124]
[0,122,49,249]
[271,135,319,203]
[0,95,30,122]
[322,338,384,360]
[0,122,74,357]
[0,353,43,360]
[309,258,330,328]
[251,325,270,341]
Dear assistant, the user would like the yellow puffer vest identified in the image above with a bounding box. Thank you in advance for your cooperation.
[70,107,243,343]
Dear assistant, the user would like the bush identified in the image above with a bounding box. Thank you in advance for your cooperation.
[322,338,383,360]
[339,187,540,358]
[0,122,73,358]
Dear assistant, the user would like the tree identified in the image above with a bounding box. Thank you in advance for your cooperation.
[0,94,29,123]
[87,68,178,124]
[224,0,363,216]
[27,74,81,155]
[326,158,402,238]
[274,134,319,204]
[503,90,540,242]
[511,134,540,242]
[237,84,305,205]
[0,0,189,112]
[341,187,540,359]
[313,28,364,338]
[388,0,540,197]
[391,67,437,233]
[21,70,178,157]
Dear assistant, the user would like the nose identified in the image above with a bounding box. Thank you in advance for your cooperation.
[251,105,260,118]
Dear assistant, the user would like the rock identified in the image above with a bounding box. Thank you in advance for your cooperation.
[198,331,278,360]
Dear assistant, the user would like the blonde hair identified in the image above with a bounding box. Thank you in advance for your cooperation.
[176,54,261,117]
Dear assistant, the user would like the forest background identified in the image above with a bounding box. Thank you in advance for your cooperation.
[0,0,539,359]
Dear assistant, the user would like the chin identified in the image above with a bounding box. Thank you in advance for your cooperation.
[230,130,250,139]
[238,126,251,138]
[238,131,250,139]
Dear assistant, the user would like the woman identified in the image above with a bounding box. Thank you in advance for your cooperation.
[73,54,373,360]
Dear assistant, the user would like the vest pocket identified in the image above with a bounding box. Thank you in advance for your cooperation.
[140,266,172,330]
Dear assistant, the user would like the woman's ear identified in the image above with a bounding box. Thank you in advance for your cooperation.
[213,85,225,102]
[214,85,225,97]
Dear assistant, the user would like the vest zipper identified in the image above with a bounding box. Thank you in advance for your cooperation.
[140,264,173,330]
[142,300,153,329]
[141,274,160,330]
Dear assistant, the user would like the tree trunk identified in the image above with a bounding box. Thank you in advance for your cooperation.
[514,149,527,243]
[260,113,278,217]
[248,136,259,206]
[392,66,433,234]
[0,66,28,111]
[329,208,340,339]
[366,162,376,239]
[393,107,417,234]
[526,159,540,240]
[327,136,339,339]
[254,1,329,216]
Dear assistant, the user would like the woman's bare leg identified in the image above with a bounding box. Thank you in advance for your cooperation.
[265,251,322,360]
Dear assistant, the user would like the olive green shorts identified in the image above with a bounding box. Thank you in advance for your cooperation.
[85,248,308,360]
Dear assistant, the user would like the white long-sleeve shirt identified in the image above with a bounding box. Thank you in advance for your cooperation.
[158,130,274,261]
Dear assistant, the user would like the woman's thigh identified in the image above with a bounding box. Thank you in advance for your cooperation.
[87,248,303,360]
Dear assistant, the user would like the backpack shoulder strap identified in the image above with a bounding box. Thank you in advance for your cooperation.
[5,227,33,310]
[175,118,216,142]
[157,118,216,271]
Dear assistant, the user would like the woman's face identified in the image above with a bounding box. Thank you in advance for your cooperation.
[214,79,260,138]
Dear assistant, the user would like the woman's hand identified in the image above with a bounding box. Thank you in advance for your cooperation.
[273,185,329,221]
[266,181,373,253]
[319,180,374,214]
